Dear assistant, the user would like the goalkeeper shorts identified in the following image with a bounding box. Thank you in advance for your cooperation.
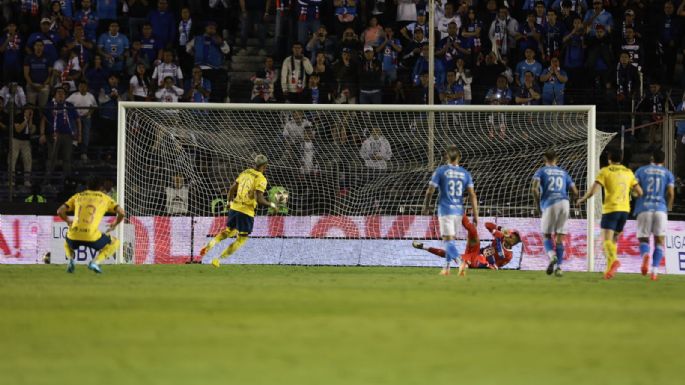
[227,209,254,235]
[66,233,112,251]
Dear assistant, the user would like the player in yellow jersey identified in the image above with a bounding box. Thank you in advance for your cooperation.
[577,149,642,279]
[57,177,126,274]
[200,154,278,267]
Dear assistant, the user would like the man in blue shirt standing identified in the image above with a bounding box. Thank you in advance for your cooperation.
[97,21,130,75]
[23,40,54,108]
[26,18,60,63]
[0,21,24,83]
[539,56,568,104]
[39,86,81,179]
[148,0,176,49]
[74,0,99,41]
[422,145,479,276]
[634,149,675,280]
[531,149,578,276]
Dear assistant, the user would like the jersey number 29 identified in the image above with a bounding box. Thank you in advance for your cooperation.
[547,176,564,192]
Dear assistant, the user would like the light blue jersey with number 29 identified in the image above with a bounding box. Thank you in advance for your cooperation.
[532,165,575,210]
[430,165,474,216]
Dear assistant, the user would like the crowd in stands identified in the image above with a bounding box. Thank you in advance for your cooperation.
[0,0,684,196]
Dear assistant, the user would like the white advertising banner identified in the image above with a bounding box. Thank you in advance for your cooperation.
[665,229,685,275]
[50,222,116,265]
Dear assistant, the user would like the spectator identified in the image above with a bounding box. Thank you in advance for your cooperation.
[360,126,392,170]
[539,56,568,104]
[26,18,60,63]
[300,128,319,175]
[155,76,184,102]
[238,0,269,56]
[656,1,681,85]
[53,46,81,93]
[0,21,24,84]
[126,0,151,42]
[147,0,175,49]
[337,27,362,61]
[411,71,440,104]
[185,66,212,102]
[515,70,542,105]
[74,0,99,42]
[636,80,675,149]
[301,73,330,104]
[584,24,613,98]
[485,75,513,105]
[126,40,151,76]
[24,40,54,108]
[18,0,42,36]
[461,7,483,56]
[515,48,542,86]
[616,51,640,107]
[439,70,465,105]
[10,105,36,187]
[558,0,581,31]
[400,27,425,70]
[542,9,565,63]
[675,93,685,181]
[617,8,641,42]
[47,0,74,39]
[166,174,189,215]
[400,8,428,41]
[517,12,543,58]
[361,16,385,48]
[139,23,163,66]
[333,47,358,104]
[0,83,27,109]
[66,81,97,160]
[333,0,358,38]
[177,6,198,75]
[186,22,230,71]
[412,44,446,86]
[281,42,313,103]
[66,24,94,70]
[533,1,548,27]
[297,0,323,46]
[377,25,402,87]
[454,57,473,104]
[274,0,295,60]
[583,0,613,37]
[152,49,183,87]
[551,0,586,14]
[85,55,109,96]
[98,74,126,144]
[437,21,470,72]
[97,21,130,74]
[358,45,382,104]
[40,86,81,178]
[437,2,460,39]
[250,70,272,102]
[620,26,643,71]
[562,15,585,94]
[95,0,118,32]
[474,50,509,96]
[261,56,279,101]
[488,6,519,60]
[283,110,312,158]
[306,25,336,63]
[311,52,334,99]
[395,0,419,28]
[129,62,153,101]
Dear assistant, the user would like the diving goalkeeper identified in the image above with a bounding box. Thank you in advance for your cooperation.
[200,154,278,267]
[413,215,522,271]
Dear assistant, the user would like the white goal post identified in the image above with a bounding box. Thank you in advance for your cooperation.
[117,102,612,271]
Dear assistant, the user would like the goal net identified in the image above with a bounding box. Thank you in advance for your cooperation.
[117,103,613,271]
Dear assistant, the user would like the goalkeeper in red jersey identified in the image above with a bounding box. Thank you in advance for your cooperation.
[413,216,522,271]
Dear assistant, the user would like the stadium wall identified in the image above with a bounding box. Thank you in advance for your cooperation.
[1,215,684,274]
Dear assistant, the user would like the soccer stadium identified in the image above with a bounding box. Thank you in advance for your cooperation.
[1,1,685,384]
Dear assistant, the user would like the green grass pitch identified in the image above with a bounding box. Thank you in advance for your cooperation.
[1,265,684,385]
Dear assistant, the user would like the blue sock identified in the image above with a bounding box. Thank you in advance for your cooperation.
[445,240,459,264]
[543,238,554,255]
[555,243,565,266]
[639,242,650,257]
[653,246,664,268]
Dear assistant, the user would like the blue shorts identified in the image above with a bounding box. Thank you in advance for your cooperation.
[227,210,254,235]
[600,212,629,232]
[66,233,112,251]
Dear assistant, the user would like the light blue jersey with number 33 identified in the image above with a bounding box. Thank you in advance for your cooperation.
[430,165,474,216]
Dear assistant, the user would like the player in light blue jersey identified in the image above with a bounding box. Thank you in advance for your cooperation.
[531,149,578,277]
[421,145,479,276]
[634,149,675,280]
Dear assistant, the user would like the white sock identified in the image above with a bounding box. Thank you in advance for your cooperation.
[547,251,556,261]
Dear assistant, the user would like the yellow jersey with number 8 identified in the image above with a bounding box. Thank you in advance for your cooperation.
[595,164,638,214]
[64,191,118,241]
[229,168,268,217]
